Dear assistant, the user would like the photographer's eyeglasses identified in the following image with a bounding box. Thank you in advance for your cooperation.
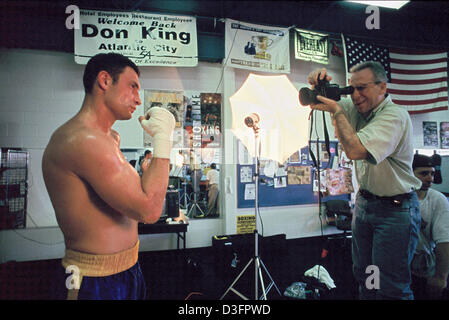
[351,81,381,93]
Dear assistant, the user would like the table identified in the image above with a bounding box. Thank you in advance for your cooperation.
[138,221,188,249]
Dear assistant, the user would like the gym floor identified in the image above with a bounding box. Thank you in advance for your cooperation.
[0,233,357,300]
[140,233,357,300]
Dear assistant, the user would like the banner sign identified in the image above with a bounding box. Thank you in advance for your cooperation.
[294,28,329,64]
[75,9,198,66]
[225,19,290,73]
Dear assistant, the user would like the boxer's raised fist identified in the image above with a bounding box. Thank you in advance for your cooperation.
[139,107,175,159]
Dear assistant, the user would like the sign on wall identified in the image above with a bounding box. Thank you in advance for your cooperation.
[236,215,256,234]
[75,9,198,66]
[294,28,329,64]
[423,121,438,147]
[225,19,290,73]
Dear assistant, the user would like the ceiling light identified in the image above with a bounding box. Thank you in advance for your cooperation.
[346,1,410,9]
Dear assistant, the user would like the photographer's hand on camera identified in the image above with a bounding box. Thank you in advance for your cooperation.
[308,68,332,89]
[306,69,343,116]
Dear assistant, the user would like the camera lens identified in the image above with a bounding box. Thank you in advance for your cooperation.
[299,87,318,106]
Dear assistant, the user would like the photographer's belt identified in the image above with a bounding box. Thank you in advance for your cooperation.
[359,189,413,203]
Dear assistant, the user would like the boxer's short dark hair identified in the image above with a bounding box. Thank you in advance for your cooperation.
[83,53,140,94]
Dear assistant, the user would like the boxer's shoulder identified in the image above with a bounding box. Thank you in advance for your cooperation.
[44,117,116,171]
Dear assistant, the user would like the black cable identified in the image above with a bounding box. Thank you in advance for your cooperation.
[214,20,239,94]
[311,109,326,281]
[257,138,264,237]
[258,200,264,237]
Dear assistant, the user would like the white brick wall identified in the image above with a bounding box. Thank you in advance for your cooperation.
[0,48,224,149]
[0,49,85,149]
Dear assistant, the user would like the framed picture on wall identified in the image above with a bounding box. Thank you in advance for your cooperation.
[441,122,449,149]
[423,121,438,147]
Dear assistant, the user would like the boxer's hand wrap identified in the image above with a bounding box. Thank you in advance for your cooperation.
[139,107,175,159]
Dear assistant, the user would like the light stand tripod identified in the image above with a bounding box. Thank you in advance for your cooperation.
[220,115,281,300]
[187,169,205,218]
[179,165,189,210]
[180,182,188,210]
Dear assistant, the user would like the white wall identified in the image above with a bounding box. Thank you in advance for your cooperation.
[1,46,448,263]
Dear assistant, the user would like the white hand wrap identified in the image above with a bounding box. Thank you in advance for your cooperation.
[140,107,176,159]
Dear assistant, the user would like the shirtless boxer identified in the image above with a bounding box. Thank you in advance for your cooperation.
[42,53,175,299]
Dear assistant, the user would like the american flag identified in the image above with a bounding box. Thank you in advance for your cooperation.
[343,35,448,114]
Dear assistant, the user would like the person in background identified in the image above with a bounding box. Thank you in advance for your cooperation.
[185,104,192,123]
[139,150,152,174]
[175,150,184,168]
[307,61,421,299]
[42,53,175,300]
[411,154,449,299]
[205,163,219,217]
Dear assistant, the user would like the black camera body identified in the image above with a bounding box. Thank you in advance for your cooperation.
[299,75,354,106]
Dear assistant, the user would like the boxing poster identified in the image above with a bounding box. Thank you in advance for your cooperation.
[183,92,222,146]
[441,122,449,149]
[183,91,222,164]
[423,121,438,147]
[225,18,290,73]
[200,93,221,149]
[74,9,198,66]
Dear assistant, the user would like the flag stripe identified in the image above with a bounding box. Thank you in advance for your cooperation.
[390,67,447,75]
[403,102,447,112]
[387,86,448,95]
[391,61,447,70]
[390,77,448,85]
[409,106,448,114]
[390,47,444,54]
[390,72,447,81]
[392,96,448,105]
[389,52,447,61]
[388,90,448,101]
[389,81,448,91]
[390,57,448,65]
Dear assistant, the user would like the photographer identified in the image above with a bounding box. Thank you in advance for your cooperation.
[307,61,421,299]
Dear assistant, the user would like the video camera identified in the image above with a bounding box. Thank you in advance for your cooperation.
[299,73,354,106]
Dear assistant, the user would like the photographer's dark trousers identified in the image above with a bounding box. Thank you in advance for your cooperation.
[352,190,420,299]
